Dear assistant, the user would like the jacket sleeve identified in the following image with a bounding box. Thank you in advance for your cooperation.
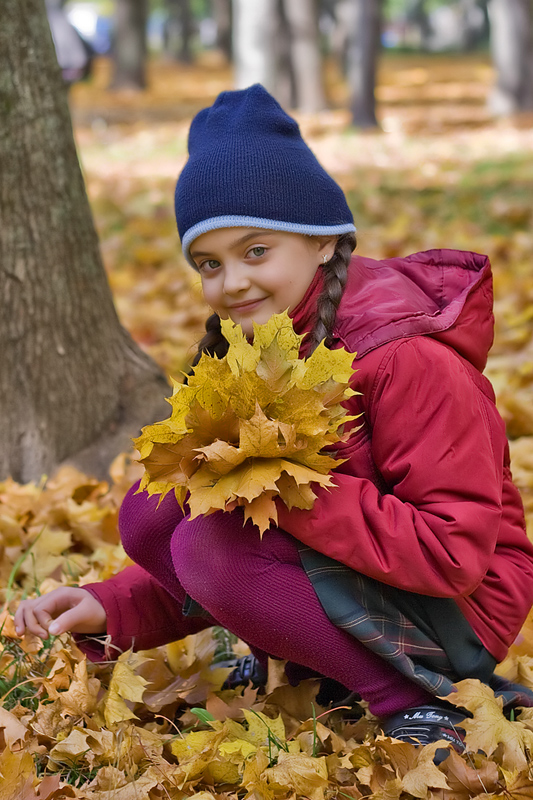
[74,564,211,661]
[276,337,504,598]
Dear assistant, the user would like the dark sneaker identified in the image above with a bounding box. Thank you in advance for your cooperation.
[382,704,467,752]
[218,654,268,690]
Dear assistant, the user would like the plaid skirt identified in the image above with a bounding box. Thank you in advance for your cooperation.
[299,545,533,709]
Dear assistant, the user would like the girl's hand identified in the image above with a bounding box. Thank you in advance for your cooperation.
[14,587,107,639]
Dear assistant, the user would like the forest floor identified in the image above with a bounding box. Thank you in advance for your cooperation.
[2,52,533,798]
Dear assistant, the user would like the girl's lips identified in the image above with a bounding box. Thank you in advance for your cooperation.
[228,298,266,313]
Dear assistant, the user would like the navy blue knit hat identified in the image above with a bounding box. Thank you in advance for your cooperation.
[175,84,356,267]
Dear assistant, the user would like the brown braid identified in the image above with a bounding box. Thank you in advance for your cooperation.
[191,231,356,368]
[191,311,229,367]
[305,232,357,354]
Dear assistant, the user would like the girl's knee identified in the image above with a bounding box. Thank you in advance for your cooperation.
[119,482,184,566]
[171,512,299,610]
[171,513,234,599]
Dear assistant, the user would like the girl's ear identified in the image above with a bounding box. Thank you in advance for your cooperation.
[316,235,338,264]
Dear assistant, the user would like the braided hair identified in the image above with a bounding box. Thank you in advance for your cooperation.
[304,232,356,354]
[191,231,356,367]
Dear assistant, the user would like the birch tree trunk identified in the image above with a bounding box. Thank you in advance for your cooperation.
[232,0,277,92]
[0,0,169,483]
[281,0,326,112]
[488,0,533,114]
[109,0,148,90]
[347,0,383,128]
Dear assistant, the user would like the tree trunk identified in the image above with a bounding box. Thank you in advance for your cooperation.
[164,0,194,63]
[0,0,169,483]
[232,0,278,92]
[458,0,489,50]
[347,0,383,128]
[177,0,194,63]
[272,0,296,109]
[407,0,432,49]
[488,0,533,114]
[109,0,148,90]
[281,0,326,112]
[212,0,233,62]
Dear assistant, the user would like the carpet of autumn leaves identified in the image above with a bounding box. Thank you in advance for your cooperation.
[2,53,533,798]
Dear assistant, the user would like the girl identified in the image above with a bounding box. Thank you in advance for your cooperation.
[15,84,533,749]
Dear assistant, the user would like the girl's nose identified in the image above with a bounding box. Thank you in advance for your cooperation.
[223,262,251,295]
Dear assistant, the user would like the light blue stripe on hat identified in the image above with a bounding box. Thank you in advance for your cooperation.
[183,215,356,268]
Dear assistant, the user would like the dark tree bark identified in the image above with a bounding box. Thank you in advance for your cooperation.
[212,0,233,62]
[272,0,296,109]
[177,0,194,62]
[488,0,533,114]
[458,0,489,50]
[406,0,432,49]
[109,0,148,90]
[281,0,326,112]
[0,0,169,483]
[164,0,194,63]
[347,0,384,128]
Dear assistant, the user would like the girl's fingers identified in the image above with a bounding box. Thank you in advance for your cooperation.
[33,606,53,632]
[13,588,105,637]
[48,605,89,636]
[18,605,49,639]
[13,605,25,636]
[14,593,72,636]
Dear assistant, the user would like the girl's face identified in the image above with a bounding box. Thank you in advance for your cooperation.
[190,227,335,337]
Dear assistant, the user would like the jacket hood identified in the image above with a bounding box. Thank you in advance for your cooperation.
[332,249,494,372]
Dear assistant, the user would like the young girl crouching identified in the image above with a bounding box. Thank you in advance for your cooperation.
[15,84,533,748]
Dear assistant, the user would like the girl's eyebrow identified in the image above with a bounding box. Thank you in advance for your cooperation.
[190,230,276,258]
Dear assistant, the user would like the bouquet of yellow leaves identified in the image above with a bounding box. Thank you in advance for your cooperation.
[134,312,359,534]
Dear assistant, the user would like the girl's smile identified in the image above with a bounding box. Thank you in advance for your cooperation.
[190,227,335,337]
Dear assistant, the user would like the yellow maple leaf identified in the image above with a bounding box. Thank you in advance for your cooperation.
[0,749,35,800]
[48,726,115,769]
[134,311,358,533]
[243,709,287,748]
[20,527,72,586]
[242,749,274,800]
[0,706,30,751]
[102,650,150,727]
[400,741,450,797]
[218,739,258,761]
[265,750,329,800]
[441,679,533,771]
[54,658,101,718]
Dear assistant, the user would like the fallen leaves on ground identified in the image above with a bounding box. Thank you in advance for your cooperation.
[2,459,533,797]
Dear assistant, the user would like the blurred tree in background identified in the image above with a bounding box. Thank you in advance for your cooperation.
[346,0,384,126]
[56,0,533,124]
[0,0,169,483]
[233,0,326,112]
[488,0,533,114]
[110,0,148,88]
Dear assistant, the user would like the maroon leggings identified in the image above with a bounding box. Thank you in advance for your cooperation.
[119,483,432,717]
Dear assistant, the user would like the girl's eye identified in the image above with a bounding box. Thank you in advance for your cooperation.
[199,259,221,272]
[249,246,266,258]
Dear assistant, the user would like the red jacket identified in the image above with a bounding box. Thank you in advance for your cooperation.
[84,249,533,663]
[277,249,533,661]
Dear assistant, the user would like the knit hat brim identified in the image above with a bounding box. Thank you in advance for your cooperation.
[183,215,356,268]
